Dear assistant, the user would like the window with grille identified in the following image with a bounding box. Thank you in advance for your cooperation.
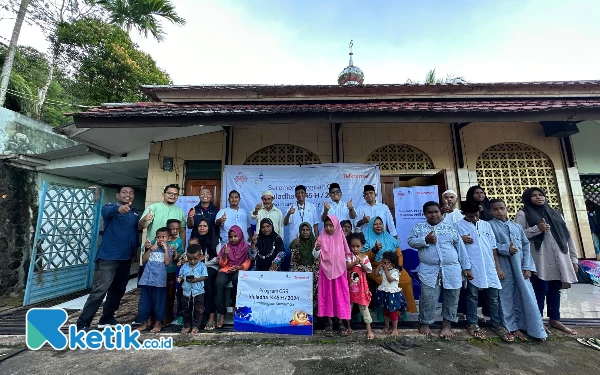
[244,144,321,165]
[365,144,435,170]
[475,143,560,218]
[582,175,600,205]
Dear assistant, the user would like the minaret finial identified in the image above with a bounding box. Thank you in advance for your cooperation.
[338,39,364,85]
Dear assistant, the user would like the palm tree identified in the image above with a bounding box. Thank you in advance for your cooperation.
[97,0,186,42]
[406,69,468,85]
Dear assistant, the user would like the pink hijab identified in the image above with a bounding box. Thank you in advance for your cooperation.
[218,225,249,266]
[318,215,351,280]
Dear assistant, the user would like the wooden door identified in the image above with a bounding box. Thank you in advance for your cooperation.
[381,176,398,218]
[184,179,221,205]
[433,169,448,202]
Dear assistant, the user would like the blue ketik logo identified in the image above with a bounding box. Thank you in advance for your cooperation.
[25,308,172,351]
[26,308,69,350]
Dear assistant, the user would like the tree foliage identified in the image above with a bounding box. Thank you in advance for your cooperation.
[97,0,186,41]
[406,69,468,85]
[57,17,171,105]
[0,44,75,126]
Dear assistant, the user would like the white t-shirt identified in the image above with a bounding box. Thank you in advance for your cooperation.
[216,207,250,242]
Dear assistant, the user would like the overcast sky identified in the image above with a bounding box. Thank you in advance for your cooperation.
[1,0,599,85]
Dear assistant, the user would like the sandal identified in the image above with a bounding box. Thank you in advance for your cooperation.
[324,324,334,336]
[204,322,216,331]
[492,326,515,343]
[467,324,486,339]
[339,328,350,337]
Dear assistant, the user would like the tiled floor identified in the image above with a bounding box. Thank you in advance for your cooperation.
[52,278,138,310]
[560,283,600,319]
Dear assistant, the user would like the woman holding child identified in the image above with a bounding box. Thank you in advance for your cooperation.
[362,217,417,313]
[193,218,221,330]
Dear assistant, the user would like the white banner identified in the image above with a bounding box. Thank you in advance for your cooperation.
[394,185,439,251]
[234,271,313,335]
[175,196,200,243]
[222,163,380,243]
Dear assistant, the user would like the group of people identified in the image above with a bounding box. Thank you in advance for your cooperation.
[75,180,581,342]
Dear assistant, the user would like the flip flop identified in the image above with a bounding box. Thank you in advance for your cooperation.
[380,341,407,356]
[577,338,600,351]
[204,322,216,331]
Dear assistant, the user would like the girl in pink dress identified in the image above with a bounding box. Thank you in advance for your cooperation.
[345,232,374,339]
[318,215,351,336]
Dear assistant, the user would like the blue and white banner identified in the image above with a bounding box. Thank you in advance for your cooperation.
[222,163,380,243]
[394,185,439,251]
[234,271,314,335]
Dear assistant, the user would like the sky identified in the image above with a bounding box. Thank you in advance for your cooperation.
[1,0,599,85]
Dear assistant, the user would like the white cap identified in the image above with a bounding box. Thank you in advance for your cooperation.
[442,189,457,196]
[262,190,274,198]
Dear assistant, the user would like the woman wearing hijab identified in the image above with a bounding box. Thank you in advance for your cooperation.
[466,185,494,221]
[289,222,320,310]
[193,218,221,330]
[318,215,351,335]
[362,216,416,313]
[250,218,286,272]
[341,220,353,238]
[215,225,251,328]
[516,187,579,335]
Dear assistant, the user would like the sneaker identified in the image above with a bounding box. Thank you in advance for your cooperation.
[97,317,121,328]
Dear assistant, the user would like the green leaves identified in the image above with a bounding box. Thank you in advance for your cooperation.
[97,0,186,42]
[59,17,171,105]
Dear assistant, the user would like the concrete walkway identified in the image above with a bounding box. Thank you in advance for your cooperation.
[1,327,600,375]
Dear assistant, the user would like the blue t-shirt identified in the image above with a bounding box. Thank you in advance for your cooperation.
[166,238,184,274]
[139,245,172,287]
[179,262,208,297]
[96,203,139,260]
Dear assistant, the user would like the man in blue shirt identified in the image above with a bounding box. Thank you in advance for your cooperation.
[77,186,140,331]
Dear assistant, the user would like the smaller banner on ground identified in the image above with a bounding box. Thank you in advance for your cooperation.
[394,185,439,251]
[175,196,200,243]
[234,271,313,335]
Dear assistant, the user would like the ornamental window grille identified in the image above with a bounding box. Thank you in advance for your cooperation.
[365,144,435,170]
[244,144,321,165]
[581,175,600,205]
[475,143,560,218]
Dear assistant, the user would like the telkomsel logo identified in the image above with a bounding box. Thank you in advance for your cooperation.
[26,308,172,350]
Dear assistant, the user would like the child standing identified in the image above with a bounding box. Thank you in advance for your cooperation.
[136,227,172,333]
[176,236,199,321]
[375,251,407,337]
[345,232,374,339]
[489,199,547,341]
[408,201,473,339]
[318,215,351,336]
[165,219,184,324]
[178,244,208,334]
[455,201,513,342]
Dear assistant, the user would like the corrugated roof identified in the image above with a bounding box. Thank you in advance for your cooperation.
[72,99,600,118]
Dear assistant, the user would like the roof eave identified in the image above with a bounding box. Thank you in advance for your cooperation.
[139,82,600,103]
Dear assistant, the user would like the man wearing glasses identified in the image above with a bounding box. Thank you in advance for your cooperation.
[139,184,187,250]
[321,183,357,223]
